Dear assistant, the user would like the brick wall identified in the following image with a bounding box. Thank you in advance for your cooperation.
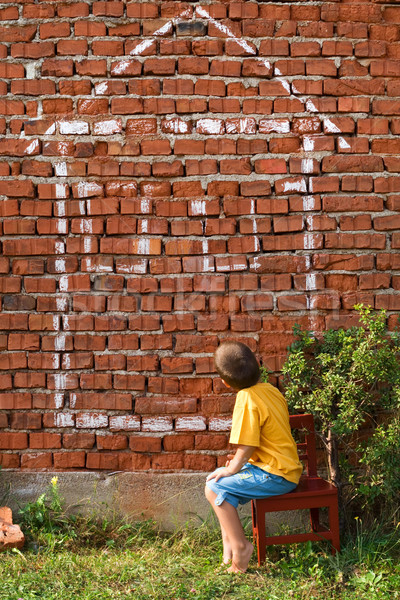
[0,0,399,472]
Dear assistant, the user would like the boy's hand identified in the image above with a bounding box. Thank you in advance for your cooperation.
[206,467,234,483]
[206,445,255,483]
[225,454,235,467]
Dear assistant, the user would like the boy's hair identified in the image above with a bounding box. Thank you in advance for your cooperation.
[214,341,260,390]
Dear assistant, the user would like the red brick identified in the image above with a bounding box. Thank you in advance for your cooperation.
[74,60,106,77]
[322,156,383,173]
[161,311,195,331]
[30,433,61,450]
[152,454,184,470]
[192,39,223,56]
[146,375,178,395]
[130,436,161,453]
[324,274,357,292]
[0,6,19,20]
[184,455,217,471]
[63,434,95,450]
[96,435,127,451]
[313,254,374,272]
[359,274,391,290]
[21,453,52,469]
[0,454,20,468]
[162,435,193,452]
[0,433,28,450]
[40,21,70,39]
[0,392,32,416]
[93,2,124,16]
[57,40,88,56]
[136,396,196,414]
[230,315,262,332]
[277,295,308,312]
[53,452,86,469]
[0,25,37,42]
[54,2,87,16]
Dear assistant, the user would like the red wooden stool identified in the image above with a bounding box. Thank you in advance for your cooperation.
[251,414,340,565]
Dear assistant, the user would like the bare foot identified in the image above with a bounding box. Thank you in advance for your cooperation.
[222,541,232,565]
[227,541,254,574]
[221,529,232,565]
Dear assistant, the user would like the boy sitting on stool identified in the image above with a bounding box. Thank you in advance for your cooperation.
[206,341,302,573]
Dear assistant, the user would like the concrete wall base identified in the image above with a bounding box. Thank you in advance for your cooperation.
[1,471,305,533]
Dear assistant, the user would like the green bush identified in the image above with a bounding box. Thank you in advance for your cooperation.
[280,305,400,522]
[357,413,400,511]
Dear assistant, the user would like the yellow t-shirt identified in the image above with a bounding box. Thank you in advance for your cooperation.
[229,382,302,484]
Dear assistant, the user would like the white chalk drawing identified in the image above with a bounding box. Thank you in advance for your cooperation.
[202,256,214,272]
[55,184,68,199]
[283,179,307,194]
[141,417,173,432]
[7,2,360,430]
[190,200,206,216]
[63,352,71,369]
[55,411,74,426]
[53,374,69,393]
[83,237,92,253]
[196,118,224,135]
[55,297,68,311]
[59,121,89,135]
[25,139,39,155]
[136,238,151,255]
[303,196,316,212]
[175,416,207,431]
[56,201,66,217]
[25,62,37,80]
[52,315,60,331]
[301,159,314,174]
[80,219,93,234]
[53,258,66,273]
[54,241,65,254]
[93,119,121,135]
[95,81,109,95]
[76,413,108,429]
[303,136,315,152]
[54,335,67,351]
[306,273,318,292]
[56,219,68,234]
[209,417,232,432]
[109,415,141,431]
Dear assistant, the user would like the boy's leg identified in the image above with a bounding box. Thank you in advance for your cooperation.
[205,464,296,570]
[205,486,253,573]
[204,483,232,563]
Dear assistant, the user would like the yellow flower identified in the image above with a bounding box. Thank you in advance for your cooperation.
[51,476,58,487]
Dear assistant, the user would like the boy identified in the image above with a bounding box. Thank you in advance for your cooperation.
[205,341,302,573]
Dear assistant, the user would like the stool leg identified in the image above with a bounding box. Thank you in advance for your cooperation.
[253,502,266,565]
[251,500,257,544]
[310,508,321,532]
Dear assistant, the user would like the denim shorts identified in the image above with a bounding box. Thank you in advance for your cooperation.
[206,463,297,508]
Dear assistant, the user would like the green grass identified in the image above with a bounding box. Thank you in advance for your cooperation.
[1,515,399,600]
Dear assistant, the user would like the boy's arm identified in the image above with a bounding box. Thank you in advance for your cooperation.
[206,445,255,482]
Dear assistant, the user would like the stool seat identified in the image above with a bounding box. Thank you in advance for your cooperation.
[290,475,338,496]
